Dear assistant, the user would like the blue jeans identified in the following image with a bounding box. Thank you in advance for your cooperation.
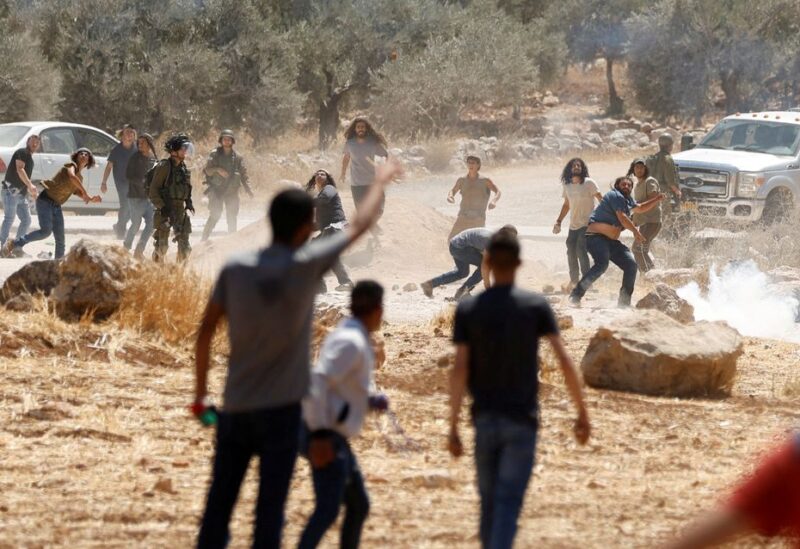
[430,242,484,290]
[15,194,65,258]
[474,413,538,549]
[565,227,590,284]
[113,178,130,236]
[0,187,32,245]
[570,234,637,306]
[123,198,154,255]
[298,429,369,549]
[197,404,301,549]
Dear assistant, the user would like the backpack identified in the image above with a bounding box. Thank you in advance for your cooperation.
[144,158,169,195]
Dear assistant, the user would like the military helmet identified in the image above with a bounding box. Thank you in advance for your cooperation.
[164,133,192,153]
[658,133,674,145]
[219,129,235,144]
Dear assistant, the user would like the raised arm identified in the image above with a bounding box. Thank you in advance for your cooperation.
[486,179,501,209]
[546,334,590,444]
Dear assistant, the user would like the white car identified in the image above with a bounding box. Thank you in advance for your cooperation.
[0,121,120,214]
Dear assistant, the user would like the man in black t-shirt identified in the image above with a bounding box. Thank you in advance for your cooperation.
[448,229,591,549]
[1,134,40,248]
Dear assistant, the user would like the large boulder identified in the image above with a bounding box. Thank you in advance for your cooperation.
[581,310,742,397]
[51,240,135,321]
[636,284,695,323]
[0,260,59,303]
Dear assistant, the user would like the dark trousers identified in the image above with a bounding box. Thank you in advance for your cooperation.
[298,429,369,549]
[565,226,590,284]
[197,404,301,549]
[632,222,661,273]
[314,227,352,289]
[430,242,484,290]
[474,413,538,549]
[351,185,385,218]
[15,193,65,258]
[570,234,638,306]
[202,189,240,240]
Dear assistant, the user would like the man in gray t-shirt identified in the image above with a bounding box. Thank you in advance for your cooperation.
[421,225,518,301]
[340,118,389,215]
[194,158,402,548]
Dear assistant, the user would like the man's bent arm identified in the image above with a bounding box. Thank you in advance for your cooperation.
[195,301,225,403]
[632,193,665,214]
[615,211,643,238]
[16,160,36,195]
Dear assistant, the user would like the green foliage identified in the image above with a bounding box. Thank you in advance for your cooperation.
[370,2,560,137]
[0,31,60,122]
[627,0,778,121]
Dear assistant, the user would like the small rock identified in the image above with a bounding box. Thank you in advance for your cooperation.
[1,259,59,303]
[403,282,418,292]
[636,284,695,323]
[542,284,555,294]
[436,354,453,368]
[556,314,574,331]
[153,478,176,494]
[392,284,400,291]
[4,293,35,312]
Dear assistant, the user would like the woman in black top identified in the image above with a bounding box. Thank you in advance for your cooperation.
[124,133,158,258]
[305,169,352,292]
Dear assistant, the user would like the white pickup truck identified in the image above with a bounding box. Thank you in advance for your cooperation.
[674,111,800,224]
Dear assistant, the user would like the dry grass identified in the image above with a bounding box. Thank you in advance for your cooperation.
[429,305,456,334]
[113,263,212,345]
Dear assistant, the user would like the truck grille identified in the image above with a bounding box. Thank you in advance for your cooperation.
[678,167,730,199]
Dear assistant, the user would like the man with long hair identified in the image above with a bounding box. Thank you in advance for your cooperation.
[569,176,664,307]
[553,158,601,290]
[340,117,389,224]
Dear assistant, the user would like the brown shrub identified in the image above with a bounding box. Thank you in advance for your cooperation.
[113,263,211,345]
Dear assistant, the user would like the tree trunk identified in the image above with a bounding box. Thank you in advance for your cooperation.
[605,56,624,117]
[720,71,740,114]
[318,95,341,150]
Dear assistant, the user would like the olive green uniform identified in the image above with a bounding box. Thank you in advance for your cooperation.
[646,151,679,220]
[149,158,193,261]
[201,147,249,240]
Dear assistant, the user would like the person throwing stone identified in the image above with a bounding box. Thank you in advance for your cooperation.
[421,225,517,301]
[569,176,665,307]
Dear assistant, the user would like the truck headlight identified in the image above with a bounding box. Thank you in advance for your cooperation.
[737,172,765,197]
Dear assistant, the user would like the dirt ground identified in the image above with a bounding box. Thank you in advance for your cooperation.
[1,157,798,548]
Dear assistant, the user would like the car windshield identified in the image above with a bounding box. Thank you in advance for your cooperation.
[0,125,31,148]
[697,119,800,156]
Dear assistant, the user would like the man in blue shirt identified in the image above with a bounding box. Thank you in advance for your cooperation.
[569,176,665,307]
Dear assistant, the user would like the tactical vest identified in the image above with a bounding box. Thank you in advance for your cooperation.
[166,162,191,201]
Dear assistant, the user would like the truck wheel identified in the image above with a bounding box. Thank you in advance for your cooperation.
[762,188,793,225]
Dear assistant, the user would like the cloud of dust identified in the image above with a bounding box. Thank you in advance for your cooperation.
[677,261,800,343]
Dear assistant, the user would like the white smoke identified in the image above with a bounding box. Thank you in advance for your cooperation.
[677,261,800,343]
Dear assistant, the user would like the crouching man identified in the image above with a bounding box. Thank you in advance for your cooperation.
[299,280,388,549]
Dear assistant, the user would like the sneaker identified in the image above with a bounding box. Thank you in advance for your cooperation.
[568,296,581,307]
[421,281,433,298]
[335,282,354,292]
[453,285,469,300]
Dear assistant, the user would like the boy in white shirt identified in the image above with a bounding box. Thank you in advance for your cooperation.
[299,281,386,548]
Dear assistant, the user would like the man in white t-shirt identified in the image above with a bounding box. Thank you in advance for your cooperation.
[299,280,387,548]
[553,158,602,289]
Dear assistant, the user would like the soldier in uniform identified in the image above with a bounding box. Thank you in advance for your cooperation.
[201,129,253,241]
[149,134,195,262]
[646,133,682,238]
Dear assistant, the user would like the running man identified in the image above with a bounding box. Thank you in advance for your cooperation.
[299,280,387,549]
[448,228,590,549]
[569,176,665,307]
[447,156,501,240]
[340,117,389,221]
[0,134,40,249]
[553,158,601,290]
[193,158,402,548]
[421,225,518,301]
